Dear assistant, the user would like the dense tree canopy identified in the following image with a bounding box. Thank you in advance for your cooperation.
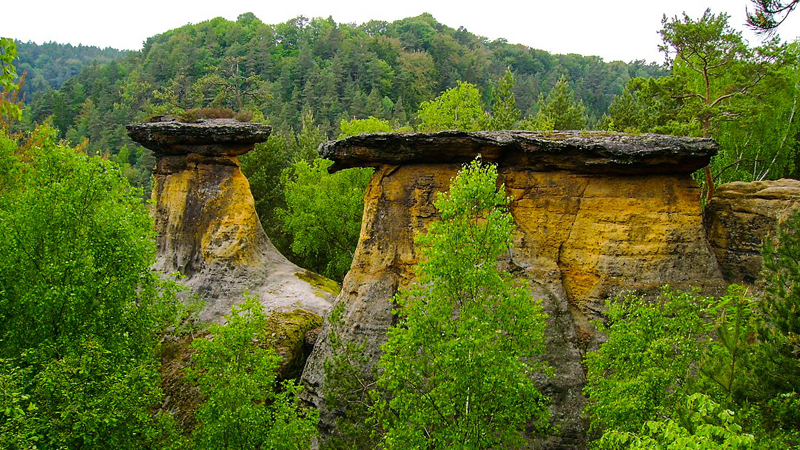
[0,124,184,449]
[13,40,126,100]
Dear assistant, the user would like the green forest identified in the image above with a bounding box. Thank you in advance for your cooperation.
[1,1,800,448]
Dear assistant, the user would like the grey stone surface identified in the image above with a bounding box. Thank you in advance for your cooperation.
[321,130,718,174]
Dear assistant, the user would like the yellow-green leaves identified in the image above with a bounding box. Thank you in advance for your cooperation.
[373,160,550,449]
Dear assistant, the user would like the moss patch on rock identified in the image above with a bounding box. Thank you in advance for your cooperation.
[295,270,341,297]
[158,333,207,433]
[266,308,324,380]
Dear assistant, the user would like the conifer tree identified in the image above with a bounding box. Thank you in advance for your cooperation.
[758,210,800,399]
[489,68,520,130]
[522,75,587,130]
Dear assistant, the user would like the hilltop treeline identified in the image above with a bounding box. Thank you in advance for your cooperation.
[18,13,663,169]
[14,40,126,100]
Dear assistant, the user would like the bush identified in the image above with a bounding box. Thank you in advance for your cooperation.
[584,289,713,436]
[188,297,318,450]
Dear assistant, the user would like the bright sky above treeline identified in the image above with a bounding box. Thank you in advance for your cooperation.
[3,0,799,63]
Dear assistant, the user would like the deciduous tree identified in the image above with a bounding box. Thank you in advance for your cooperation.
[372,160,550,449]
[417,81,487,131]
[188,297,318,450]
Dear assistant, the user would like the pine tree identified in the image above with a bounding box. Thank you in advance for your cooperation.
[758,210,800,398]
[522,75,587,131]
[489,68,521,130]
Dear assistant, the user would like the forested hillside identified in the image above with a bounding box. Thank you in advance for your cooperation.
[14,41,126,99]
[12,10,798,279]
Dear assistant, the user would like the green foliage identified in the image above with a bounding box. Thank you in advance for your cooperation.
[2,340,185,450]
[757,210,800,400]
[711,50,800,183]
[603,77,697,135]
[338,116,394,138]
[521,75,587,130]
[417,81,487,131]
[188,297,318,450]
[747,0,799,33]
[372,160,550,449]
[321,302,381,450]
[585,236,800,448]
[13,40,126,99]
[0,125,184,449]
[279,158,371,281]
[698,285,760,405]
[595,394,756,450]
[584,289,712,436]
[605,10,797,191]
[0,38,19,93]
[1,38,22,122]
[20,13,667,197]
[0,358,37,449]
[0,125,179,359]
[192,56,269,111]
[240,111,324,256]
[658,10,786,138]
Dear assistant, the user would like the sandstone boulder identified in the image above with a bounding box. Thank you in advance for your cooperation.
[302,131,726,449]
[706,179,800,284]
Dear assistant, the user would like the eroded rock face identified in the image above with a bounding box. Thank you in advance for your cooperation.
[127,119,334,323]
[706,179,800,284]
[302,131,726,449]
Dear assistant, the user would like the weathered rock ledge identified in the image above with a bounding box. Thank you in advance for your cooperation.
[127,119,334,323]
[321,130,718,174]
[127,118,272,156]
[304,130,725,450]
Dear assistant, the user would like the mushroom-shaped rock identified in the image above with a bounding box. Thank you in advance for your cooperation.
[126,118,334,323]
[303,130,726,450]
[127,118,272,156]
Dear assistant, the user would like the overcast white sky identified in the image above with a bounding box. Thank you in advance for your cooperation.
[2,0,798,63]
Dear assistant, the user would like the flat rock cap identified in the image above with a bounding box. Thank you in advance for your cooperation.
[126,118,271,156]
[321,130,718,174]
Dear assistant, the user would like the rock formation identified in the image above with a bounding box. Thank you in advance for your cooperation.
[126,118,335,322]
[301,130,727,449]
[706,179,800,284]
